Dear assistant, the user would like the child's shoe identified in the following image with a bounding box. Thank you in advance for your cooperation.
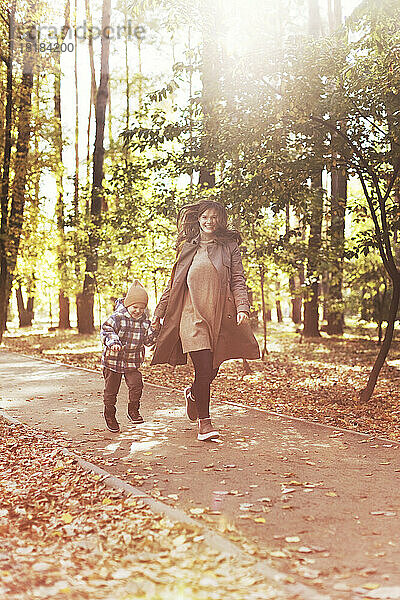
[197,417,219,441]
[127,404,144,424]
[104,406,120,433]
[184,385,197,422]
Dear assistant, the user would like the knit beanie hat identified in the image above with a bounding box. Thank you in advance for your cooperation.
[124,280,148,308]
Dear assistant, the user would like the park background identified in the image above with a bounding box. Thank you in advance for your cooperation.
[3,3,400,598]
[1,0,400,423]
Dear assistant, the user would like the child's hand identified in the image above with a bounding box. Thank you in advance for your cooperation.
[237,311,249,326]
[110,344,122,351]
[151,316,161,331]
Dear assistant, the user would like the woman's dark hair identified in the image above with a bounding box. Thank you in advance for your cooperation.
[176,200,241,252]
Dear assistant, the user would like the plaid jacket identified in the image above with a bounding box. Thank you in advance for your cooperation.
[100,300,158,373]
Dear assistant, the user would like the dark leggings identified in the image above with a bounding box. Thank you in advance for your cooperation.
[189,349,219,419]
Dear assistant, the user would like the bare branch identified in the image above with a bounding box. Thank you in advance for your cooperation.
[310,115,373,176]
[342,88,400,149]
[356,168,396,279]
[383,158,400,203]
[0,51,10,66]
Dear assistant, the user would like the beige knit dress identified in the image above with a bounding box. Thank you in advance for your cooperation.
[179,239,222,353]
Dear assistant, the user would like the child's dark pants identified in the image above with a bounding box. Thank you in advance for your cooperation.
[103,368,143,414]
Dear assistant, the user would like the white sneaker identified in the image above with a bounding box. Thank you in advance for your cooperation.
[197,418,219,441]
[184,386,197,422]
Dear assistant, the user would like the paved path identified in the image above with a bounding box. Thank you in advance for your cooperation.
[2,349,400,599]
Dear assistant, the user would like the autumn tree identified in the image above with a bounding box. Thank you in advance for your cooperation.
[283,0,400,399]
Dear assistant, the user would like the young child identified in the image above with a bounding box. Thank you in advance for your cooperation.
[100,280,158,433]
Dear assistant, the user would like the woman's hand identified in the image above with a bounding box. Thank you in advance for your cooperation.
[151,316,161,331]
[110,344,122,351]
[237,311,249,326]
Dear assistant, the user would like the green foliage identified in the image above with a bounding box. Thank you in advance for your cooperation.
[5,0,400,334]
[346,252,399,326]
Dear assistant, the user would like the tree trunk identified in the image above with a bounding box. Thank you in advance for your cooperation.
[79,0,111,334]
[326,167,347,334]
[303,0,323,338]
[1,3,15,226]
[74,0,80,218]
[286,204,297,324]
[303,281,321,337]
[58,291,71,329]
[287,204,304,325]
[321,270,329,321]
[259,266,268,359]
[303,173,323,337]
[376,281,388,345]
[326,0,346,335]
[73,0,82,328]
[0,3,16,337]
[0,19,35,342]
[377,321,383,346]
[290,274,303,324]
[275,281,283,322]
[16,285,34,327]
[85,0,97,183]
[360,275,400,402]
[77,292,94,333]
[55,1,71,329]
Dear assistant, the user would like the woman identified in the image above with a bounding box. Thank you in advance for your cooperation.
[151,200,260,441]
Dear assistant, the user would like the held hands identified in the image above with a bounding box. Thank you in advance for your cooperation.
[237,311,249,326]
[110,344,122,351]
[151,316,161,331]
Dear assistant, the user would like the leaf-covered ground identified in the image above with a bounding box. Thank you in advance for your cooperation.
[1,417,282,600]
[4,322,400,440]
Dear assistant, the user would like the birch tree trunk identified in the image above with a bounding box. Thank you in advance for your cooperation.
[78,0,111,333]
[85,0,97,184]
[55,1,71,329]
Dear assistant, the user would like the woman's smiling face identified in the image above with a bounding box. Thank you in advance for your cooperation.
[198,208,219,235]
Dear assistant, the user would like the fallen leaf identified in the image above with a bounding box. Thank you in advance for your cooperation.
[61,513,73,524]
[363,583,380,590]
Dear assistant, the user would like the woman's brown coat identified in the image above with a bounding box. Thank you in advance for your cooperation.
[151,237,260,369]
